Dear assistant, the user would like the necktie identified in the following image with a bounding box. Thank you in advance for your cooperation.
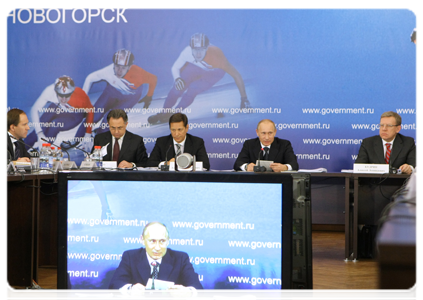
[264,147,270,160]
[385,143,391,164]
[14,141,21,160]
[175,144,182,157]
[113,138,120,161]
[151,261,159,279]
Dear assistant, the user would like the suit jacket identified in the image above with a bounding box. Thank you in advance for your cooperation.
[7,134,30,161]
[355,133,416,169]
[147,134,210,170]
[109,248,203,289]
[233,137,299,171]
[93,130,148,167]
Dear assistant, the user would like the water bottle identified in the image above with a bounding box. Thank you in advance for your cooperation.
[56,147,64,162]
[92,146,103,168]
[39,143,50,170]
[46,144,53,169]
[51,146,57,161]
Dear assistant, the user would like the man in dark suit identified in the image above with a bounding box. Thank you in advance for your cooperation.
[109,222,203,291]
[7,108,31,162]
[92,109,147,168]
[147,113,210,170]
[355,111,415,174]
[234,119,298,172]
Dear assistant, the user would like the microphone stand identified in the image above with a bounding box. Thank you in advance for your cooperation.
[253,148,266,172]
[41,138,70,161]
[160,145,172,171]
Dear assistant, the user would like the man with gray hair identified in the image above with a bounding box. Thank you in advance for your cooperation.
[109,222,203,290]
[355,111,415,174]
[92,109,147,168]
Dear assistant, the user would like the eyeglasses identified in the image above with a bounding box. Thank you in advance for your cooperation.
[379,124,399,129]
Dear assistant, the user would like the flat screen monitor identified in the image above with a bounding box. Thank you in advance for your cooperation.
[57,171,293,289]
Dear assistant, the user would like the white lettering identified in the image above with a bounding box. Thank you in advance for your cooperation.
[117,9,128,23]
[88,9,101,23]
[34,9,46,24]
[72,9,87,24]
[18,9,32,24]
[102,9,115,23]
[8,10,16,23]
[46,9,61,24]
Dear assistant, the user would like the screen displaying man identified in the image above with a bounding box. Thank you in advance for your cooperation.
[234,119,299,172]
[7,108,31,162]
[355,111,416,174]
[92,109,147,168]
[147,113,210,170]
[109,222,203,291]
[83,49,157,135]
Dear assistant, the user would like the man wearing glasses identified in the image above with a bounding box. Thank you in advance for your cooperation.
[109,222,202,291]
[355,111,416,174]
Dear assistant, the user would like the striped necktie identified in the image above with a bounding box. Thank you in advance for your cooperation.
[175,144,182,157]
[385,143,391,164]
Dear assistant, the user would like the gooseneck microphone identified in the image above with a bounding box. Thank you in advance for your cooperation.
[41,138,70,160]
[160,145,172,171]
[253,147,266,172]
[63,140,91,156]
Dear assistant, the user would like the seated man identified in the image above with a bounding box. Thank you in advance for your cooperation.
[233,119,299,172]
[7,108,31,162]
[109,222,203,290]
[355,111,415,174]
[147,113,210,170]
[92,109,148,168]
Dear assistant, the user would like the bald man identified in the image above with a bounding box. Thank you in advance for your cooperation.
[234,119,299,172]
[109,222,202,291]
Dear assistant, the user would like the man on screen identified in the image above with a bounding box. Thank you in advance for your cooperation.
[92,109,148,168]
[109,222,203,291]
[234,119,299,172]
[355,111,415,174]
[146,113,210,170]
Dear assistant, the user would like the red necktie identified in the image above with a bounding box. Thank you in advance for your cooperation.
[113,138,120,161]
[385,143,391,164]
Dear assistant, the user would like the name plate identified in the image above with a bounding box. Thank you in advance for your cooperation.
[80,161,97,170]
[353,163,389,174]
[62,161,78,170]
[103,161,117,169]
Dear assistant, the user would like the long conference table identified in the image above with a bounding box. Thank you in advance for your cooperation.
[7,169,412,287]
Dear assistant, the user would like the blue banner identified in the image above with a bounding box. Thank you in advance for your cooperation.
[7,9,416,171]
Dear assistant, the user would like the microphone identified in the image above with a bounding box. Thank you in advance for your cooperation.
[160,145,172,171]
[12,136,40,157]
[253,148,266,172]
[62,140,91,155]
[41,138,70,160]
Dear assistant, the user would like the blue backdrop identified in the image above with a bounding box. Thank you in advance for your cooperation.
[7,9,416,171]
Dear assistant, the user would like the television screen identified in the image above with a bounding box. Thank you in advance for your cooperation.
[58,171,293,289]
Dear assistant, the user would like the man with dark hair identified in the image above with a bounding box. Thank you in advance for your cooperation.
[355,111,415,174]
[109,222,202,290]
[7,108,31,162]
[92,109,148,168]
[147,113,210,170]
[410,28,420,48]
[234,119,299,172]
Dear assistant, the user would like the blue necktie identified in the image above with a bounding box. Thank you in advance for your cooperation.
[14,141,21,160]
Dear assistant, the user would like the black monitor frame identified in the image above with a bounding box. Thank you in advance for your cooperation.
[57,171,293,289]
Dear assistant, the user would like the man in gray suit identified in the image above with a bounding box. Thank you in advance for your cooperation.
[92,109,147,168]
[355,111,415,174]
